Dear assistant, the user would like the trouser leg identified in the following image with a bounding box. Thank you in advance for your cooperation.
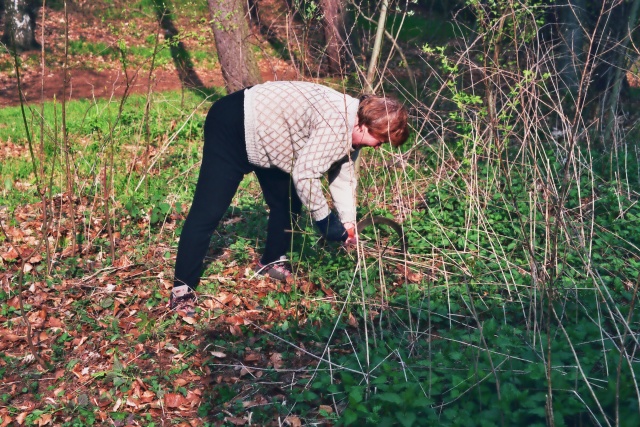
[174,167,244,290]
[255,167,302,264]
[174,89,249,290]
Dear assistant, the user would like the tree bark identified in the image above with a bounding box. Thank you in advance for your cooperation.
[556,0,586,97]
[2,0,39,52]
[207,0,262,94]
[320,0,346,75]
[602,0,640,142]
[365,0,389,94]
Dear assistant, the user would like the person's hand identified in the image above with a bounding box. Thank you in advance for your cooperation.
[343,222,358,246]
[315,212,348,242]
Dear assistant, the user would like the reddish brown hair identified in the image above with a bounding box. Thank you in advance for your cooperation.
[357,95,410,147]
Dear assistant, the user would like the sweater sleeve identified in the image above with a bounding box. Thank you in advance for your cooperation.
[327,149,359,224]
[291,126,350,221]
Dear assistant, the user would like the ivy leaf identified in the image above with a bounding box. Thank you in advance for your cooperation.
[396,411,417,427]
[342,409,358,426]
[375,392,403,404]
[348,387,364,404]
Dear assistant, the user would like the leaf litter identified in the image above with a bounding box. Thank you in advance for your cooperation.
[0,193,344,425]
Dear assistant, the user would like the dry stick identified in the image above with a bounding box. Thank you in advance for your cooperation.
[287,1,314,79]
[103,46,136,261]
[5,2,53,372]
[138,12,163,194]
[543,4,610,421]
[373,28,415,95]
[0,13,49,369]
[9,45,38,190]
[124,35,161,190]
[285,13,300,79]
[39,1,53,275]
[536,5,601,421]
[247,321,364,376]
[549,302,613,427]
[464,283,502,406]
[134,100,210,192]
[61,1,77,256]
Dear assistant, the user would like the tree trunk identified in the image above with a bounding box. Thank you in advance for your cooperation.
[365,0,389,94]
[556,0,586,97]
[207,0,262,94]
[602,0,640,142]
[2,0,39,52]
[320,0,346,75]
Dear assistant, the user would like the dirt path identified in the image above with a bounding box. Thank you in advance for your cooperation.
[0,2,299,108]
[0,63,298,107]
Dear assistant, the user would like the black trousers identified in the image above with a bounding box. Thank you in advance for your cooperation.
[174,89,302,290]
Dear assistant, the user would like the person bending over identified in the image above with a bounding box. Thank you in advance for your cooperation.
[170,81,409,314]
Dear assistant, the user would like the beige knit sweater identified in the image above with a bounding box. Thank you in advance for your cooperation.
[244,81,359,223]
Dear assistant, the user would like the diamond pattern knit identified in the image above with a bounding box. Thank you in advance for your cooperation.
[244,81,359,222]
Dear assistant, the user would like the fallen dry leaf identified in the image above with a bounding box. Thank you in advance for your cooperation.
[1,247,18,261]
[185,390,201,404]
[244,352,260,362]
[298,281,316,293]
[239,367,254,377]
[203,299,222,309]
[215,292,235,305]
[224,417,247,426]
[164,393,185,408]
[319,404,334,414]
[114,254,132,268]
[46,317,63,328]
[1,330,22,342]
[347,313,358,327]
[406,270,422,283]
[16,412,28,425]
[225,315,245,326]
[269,352,284,370]
[6,296,19,309]
[181,316,196,325]
[284,415,302,427]
[320,285,334,296]
[126,397,139,408]
[0,414,12,427]
[139,390,156,404]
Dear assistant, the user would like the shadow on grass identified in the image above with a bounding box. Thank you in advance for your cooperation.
[151,0,207,94]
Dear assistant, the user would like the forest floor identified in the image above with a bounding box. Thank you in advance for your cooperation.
[0,1,298,107]
[2,2,640,427]
[0,3,348,427]
[0,2,408,426]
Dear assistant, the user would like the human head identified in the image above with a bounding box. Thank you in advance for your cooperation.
[357,95,410,147]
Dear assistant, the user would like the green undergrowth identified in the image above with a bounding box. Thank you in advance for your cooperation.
[201,287,640,426]
[2,81,640,425]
